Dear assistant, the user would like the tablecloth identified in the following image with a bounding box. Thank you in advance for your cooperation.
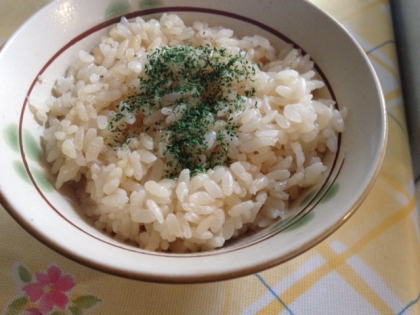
[1,0,419,314]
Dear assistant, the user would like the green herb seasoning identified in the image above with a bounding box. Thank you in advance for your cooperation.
[108,45,258,177]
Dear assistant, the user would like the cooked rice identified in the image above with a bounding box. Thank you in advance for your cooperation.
[34,14,346,252]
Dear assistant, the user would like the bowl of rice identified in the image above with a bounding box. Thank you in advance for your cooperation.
[0,0,386,283]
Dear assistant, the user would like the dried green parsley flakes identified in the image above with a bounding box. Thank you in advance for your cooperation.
[108,45,259,177]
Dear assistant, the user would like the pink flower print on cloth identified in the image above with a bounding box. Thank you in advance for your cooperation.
[6,264,101,315]
[24,308,43,315]
[22,265,76,313]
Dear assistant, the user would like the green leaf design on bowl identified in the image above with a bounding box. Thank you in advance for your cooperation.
[269,181,340,235]
[13,161,30,183]
[320,183,340,203]
[139,0,163,9]
[284,212,315,231]
[4,124,19,153]
[299,182,340,208]
[23,129,42,162]
[300,190,317,207]
[106,1,130,17]
[5,124,54,192]
[32,169,54,192]
[269,215,294,235]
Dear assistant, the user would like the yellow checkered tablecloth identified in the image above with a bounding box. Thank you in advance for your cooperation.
[1,0,419,314]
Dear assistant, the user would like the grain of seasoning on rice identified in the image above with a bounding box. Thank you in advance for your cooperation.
[37,14,347,252]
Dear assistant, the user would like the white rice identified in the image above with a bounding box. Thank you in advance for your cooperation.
[36,14,346,252]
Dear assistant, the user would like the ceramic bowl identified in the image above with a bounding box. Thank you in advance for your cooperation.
[0,0,386,283]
